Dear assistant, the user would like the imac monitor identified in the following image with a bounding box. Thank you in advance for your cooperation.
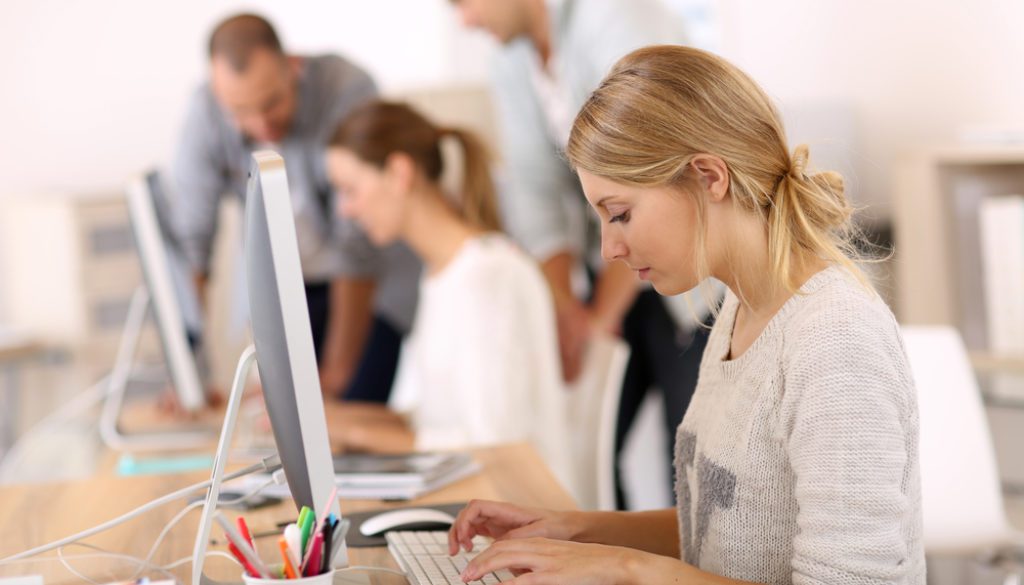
[246,151,340,519]
[125,172,206,412]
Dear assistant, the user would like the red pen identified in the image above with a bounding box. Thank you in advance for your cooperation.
[228,541,259,577]
[302,532,324,577]
[237,516,256,550]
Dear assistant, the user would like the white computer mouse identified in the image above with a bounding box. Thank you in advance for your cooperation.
[358,508,457,537]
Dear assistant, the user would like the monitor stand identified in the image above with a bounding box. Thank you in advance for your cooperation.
[191,346,365,585]
[99,287,214,451]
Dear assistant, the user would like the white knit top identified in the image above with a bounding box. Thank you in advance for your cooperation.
[388,234,571,486]
[675,266,925,584]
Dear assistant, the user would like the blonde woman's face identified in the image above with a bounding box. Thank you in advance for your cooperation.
[326,148,406,246]
[579,170,702,296]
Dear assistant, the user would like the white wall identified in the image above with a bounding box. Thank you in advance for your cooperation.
[0,0,494,199]
[718,0,1024,217]
[4,0,1024,315]
[0,1,495,320]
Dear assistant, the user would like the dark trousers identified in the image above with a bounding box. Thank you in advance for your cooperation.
[305,282,402,404]
[615,289,712,509]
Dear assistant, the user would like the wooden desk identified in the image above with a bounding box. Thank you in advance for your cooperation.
[0,443,574,584]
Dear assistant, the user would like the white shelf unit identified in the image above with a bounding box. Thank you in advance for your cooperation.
[894,144,1024,371]
[0,192,156,364]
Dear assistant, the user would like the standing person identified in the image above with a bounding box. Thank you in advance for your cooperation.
[322,101,571,487]
[173,13,418,403]
[451,0,709,508]
[447,45,925,585]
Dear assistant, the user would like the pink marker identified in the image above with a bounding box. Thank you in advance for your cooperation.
[302,532,324,576]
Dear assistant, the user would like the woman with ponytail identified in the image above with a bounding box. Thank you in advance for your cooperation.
[322,100,569,482]
[449,46,924,585]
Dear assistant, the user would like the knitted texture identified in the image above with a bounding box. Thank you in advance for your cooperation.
[675,266,925,584]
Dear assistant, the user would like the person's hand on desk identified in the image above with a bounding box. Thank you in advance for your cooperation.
[155,385,225,418]
[323,400,414,453]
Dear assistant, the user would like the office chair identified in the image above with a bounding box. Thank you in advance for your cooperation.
[901,326,1024,580]
[564,333,631,511]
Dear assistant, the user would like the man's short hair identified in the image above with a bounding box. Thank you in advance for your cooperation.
[207,13,284,72]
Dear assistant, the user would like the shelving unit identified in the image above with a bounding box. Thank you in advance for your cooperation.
[0,192,155,364]
[894,144,1024,370]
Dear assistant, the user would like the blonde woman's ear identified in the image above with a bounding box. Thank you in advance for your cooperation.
[690,154,730,202]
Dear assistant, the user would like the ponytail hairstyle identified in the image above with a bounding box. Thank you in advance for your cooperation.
[566,45,870,298]
[329,100,502,232]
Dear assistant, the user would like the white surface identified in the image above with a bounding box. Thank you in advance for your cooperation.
[978,196,1024,357]
[718,0,1024,217]
[620,391,675,511]
[0,326,31,350]
[0,1,495,199]
[358,508,456,537]
[901,326,1017,553]
[564,334,630,510]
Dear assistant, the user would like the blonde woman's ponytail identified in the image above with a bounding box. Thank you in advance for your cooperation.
[769,144,862,292]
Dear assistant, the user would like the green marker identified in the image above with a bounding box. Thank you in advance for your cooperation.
[298,506,315,555]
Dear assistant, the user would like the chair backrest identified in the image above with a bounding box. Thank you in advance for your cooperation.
[563,333,631,510]
[900,325,1011,552]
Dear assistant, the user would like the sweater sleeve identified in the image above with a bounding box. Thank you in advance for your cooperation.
[784,311,920,585]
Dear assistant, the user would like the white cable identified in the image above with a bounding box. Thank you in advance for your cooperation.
[129,500,203,580]
[57,542,179,583]
[0,548,237,574]
[130,475,277,579]
[57,546,101,585]
[0,454,281,564]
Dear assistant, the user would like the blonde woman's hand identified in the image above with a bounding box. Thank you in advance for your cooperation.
[447,500,581,555]
[459,538,653,585]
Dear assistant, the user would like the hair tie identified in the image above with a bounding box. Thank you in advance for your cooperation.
[789,144,810,180]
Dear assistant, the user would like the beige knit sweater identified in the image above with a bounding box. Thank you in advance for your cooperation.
[675,266,925,584]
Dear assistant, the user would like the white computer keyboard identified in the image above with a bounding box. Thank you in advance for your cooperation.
[386,531,516,584]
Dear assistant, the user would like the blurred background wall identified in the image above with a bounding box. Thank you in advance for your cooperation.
[2,0,1024,318]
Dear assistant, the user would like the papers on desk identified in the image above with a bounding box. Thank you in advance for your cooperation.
[233,452,481,500]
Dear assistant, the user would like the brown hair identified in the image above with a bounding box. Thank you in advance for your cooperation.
[566,45,869,297]
[208,14,284,72]
[330,100,502,232]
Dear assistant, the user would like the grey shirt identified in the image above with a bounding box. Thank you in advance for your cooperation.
[172,54,419,332]
[676,266,925,584]
[491,0,688,264]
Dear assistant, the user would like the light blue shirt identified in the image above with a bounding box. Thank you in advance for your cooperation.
[491,0,689,264]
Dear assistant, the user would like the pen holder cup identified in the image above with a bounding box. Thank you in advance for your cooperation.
[242,564,336,584]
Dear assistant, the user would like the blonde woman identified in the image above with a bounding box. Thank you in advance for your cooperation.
[322,101,570,485]
[449,46,924,585]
